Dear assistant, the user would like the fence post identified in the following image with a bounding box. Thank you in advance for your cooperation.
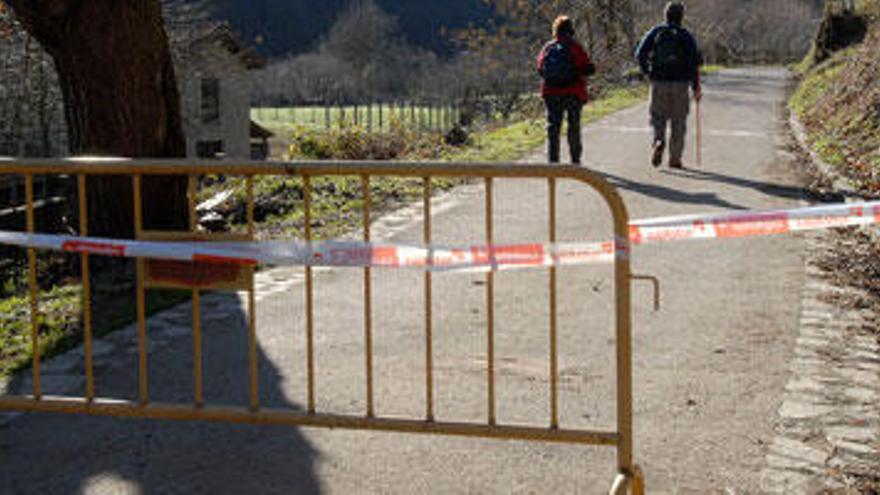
[325,104,331,130]
[378,102,384,131]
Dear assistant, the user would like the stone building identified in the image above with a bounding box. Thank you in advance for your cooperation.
[175,25,267,160]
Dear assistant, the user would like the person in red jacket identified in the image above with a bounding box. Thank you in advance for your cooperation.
[537,16,595,164]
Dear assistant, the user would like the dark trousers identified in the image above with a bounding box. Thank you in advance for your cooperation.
[544,95,584,164]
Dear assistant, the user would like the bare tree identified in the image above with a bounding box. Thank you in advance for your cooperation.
[254,0,444,105]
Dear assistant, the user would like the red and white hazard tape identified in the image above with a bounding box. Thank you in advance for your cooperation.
[0,231,623,272]
[0,200,877,272]
[629,201,880,244]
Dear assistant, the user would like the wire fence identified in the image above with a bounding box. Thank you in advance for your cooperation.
[252,100,465,133]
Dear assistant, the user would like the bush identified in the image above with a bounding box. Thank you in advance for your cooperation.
[288,119,454,161]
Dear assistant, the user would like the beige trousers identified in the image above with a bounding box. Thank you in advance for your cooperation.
[650,81,691,163]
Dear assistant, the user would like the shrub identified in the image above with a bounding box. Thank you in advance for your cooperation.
[288,119,455,161]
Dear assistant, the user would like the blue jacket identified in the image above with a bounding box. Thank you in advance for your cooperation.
[635,23,703,85]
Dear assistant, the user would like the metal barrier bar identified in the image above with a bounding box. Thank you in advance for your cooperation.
[423,177,434,421]
[485,177,495,426]
[0,396,618,446]
[77,174,94,401]
[246,176,258,412]
[361,175,375,418]
[133,175,149,405]
[0,160,638,492]
[614,200,635,484]
[25,174,40,399]
[188,175,203,408]
[549,178,559,429]
[303,175,316,414]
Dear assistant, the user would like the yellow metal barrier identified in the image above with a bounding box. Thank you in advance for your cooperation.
[0,159,644,494]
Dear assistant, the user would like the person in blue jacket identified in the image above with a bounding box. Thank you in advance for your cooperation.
[635,2,703,169]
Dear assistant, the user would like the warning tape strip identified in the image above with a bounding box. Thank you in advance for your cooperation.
[0,200,877,272]
[629,201,880,243]
[0,231,623,272]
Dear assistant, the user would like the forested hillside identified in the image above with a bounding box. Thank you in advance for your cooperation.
[211,0,493,57]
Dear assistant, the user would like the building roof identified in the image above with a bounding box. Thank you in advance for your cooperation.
[191,24,267,70]
[250,120,274,139]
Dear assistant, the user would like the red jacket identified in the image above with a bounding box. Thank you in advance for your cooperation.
[537,36,592,102]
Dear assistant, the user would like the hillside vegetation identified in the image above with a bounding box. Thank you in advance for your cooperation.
[791,9,880,193]
[211,0,492,57]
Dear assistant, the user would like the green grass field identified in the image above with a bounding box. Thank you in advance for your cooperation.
[252,103,459,131]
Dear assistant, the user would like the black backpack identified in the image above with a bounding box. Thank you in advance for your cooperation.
[651,26,689,79]
[540,41,579,88]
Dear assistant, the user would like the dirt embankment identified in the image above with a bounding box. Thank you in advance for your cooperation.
[794,10,879,194]
[792,10,880,491]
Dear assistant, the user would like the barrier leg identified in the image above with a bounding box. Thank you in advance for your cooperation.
[609,466,644,495]
[632,465,645,495]
[609,473,629,495]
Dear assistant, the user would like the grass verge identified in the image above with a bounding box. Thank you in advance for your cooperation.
[444,85,647,163]
[790,30,880,194]
[1,279,188,378]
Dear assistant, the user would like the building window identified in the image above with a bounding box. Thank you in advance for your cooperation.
[201,77,220,123]
[196,140,224,159]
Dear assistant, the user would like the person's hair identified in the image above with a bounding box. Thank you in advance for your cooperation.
[665,2,685,25]
[552,16,575,38]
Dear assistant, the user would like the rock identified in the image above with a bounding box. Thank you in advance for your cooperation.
[778,399,835,419]
[199,211,228,232]
[444,124,469,146]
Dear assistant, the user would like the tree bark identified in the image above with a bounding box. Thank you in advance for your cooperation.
[7,0,188,237]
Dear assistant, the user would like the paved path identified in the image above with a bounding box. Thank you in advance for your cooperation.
[1,68,813,494]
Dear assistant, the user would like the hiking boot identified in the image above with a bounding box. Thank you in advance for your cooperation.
[651,141,664,167]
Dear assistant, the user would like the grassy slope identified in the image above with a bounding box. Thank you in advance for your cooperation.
[0,283,187,377]
[789,11,880,492]
[791,20,880,193]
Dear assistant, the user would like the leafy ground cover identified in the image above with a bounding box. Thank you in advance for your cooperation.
[0,276,187,377]
[791,22,880,195]
[791,13,880,492]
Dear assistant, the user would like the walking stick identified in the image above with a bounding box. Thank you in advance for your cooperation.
[695,73,702,167]
[696,97,702,167]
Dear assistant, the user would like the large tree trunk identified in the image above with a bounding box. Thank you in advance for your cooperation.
[7,0,188,237]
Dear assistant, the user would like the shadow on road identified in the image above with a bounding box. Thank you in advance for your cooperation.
[0,292,321,495]
[661,168,806,202]
[597,170,748,210]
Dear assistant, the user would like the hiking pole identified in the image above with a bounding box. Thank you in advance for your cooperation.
[695,73,702,167]
[696,97,702,167]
